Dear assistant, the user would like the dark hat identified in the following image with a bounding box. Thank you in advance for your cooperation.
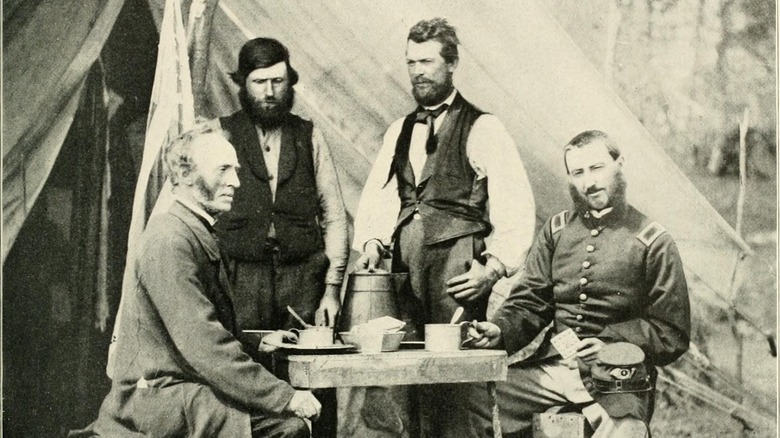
[230,37,299,86]
[579,342,654,420]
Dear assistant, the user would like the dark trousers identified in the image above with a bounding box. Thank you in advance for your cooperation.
[392,218,489,437]
[229,250,328,331]
[392,217,488,339]
[230,251,335,437]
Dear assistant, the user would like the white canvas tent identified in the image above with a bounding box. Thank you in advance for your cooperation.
[2,0,771,434]
[3,0,753,302]
[192,0,754,303]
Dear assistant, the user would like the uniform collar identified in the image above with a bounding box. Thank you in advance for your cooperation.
[581,200,627,228]
[590,207,613,218]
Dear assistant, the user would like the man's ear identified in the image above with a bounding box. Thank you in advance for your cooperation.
[178,168,195,187]
[447,58,459,73]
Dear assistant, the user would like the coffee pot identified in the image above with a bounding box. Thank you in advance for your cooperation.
[338,269,407,332]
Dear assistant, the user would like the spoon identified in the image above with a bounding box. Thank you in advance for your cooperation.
[287,306,312,328]
[449,306,465,325]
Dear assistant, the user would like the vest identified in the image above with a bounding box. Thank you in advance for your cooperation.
[215,111,323,263]
[389,93,491,245]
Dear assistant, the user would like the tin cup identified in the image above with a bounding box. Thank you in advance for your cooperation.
[425,322,471,352]
[291,326,334,347]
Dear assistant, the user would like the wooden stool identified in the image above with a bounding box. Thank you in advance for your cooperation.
[532,412,591,438]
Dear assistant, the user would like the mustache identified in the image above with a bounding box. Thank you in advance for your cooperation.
[412,78,432,85]
[585,186,605,195]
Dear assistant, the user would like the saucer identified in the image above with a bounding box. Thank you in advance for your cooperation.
[263,338,357,355]
[399,341,425,350]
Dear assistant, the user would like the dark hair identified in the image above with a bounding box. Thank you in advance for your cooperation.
[408,18,459,64]
[164,121,226,185]
[230,37,299,86]
[563,130,621,174]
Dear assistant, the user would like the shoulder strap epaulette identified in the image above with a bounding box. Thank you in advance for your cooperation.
[636,222,667,247]
[550,210,568,234]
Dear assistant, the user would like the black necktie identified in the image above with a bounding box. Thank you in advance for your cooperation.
[415,104,449,154]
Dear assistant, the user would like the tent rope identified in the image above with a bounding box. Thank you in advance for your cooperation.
[690,269,776,357]
[679,343,775,412]
[657,368,776,431]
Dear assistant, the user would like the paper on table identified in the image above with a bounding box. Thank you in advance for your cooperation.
[550,328,580,359]
[356,316,406,333]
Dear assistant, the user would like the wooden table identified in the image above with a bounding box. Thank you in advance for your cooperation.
[275,349,508,438]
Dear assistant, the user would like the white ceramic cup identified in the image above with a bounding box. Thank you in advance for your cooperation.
[292,327,334,347]
[424,323,466,352]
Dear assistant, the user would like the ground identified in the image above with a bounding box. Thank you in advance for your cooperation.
[649,166,777,437]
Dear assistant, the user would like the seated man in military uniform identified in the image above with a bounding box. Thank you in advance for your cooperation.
[465,130,691,437]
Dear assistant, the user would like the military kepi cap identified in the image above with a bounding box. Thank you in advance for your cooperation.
[580,342,654,420]
[230,37,299,86]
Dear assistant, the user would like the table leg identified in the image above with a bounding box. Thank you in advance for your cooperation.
[487,381,502,438]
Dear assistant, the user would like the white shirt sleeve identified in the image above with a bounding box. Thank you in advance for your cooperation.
[467,114,536,276]
[352,119,405,252]
[311,127,350,286]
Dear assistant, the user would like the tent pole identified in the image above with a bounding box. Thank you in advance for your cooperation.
[187,0,220,118]
[728,108,750,438]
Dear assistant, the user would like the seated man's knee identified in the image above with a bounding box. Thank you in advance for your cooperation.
[277,417,310,438]
[252,415,309,438]
[609,417,648,438]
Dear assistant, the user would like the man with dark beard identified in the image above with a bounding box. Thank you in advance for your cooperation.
[215,38,348,333]
[215,38,347,437]
[464,130,691,437]
[352,18,535,436]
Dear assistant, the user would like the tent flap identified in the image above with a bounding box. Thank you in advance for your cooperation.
[2,0,125,263]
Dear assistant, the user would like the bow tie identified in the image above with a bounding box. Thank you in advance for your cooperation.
[414,104,449,154]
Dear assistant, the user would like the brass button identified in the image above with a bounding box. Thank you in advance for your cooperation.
[579,293,588,301]
[590,229,599,237]
[579,278,588,286]
[586,245,595,252]
[413,213,422,220]
[575,327,582,333]
[576,314,583,321]
[582,261,591,269]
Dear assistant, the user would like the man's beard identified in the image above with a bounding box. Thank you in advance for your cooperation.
[412,74,454,107]
[194,175,221,214]
[568,169,627,213]
[239,87,295,130]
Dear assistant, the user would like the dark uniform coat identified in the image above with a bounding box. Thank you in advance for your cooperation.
[90,201,299,437]
[492,202,691,420]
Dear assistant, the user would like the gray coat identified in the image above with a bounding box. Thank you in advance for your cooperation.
[92,201,296,437]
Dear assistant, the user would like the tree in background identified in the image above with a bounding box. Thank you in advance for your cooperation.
[553,0,775,173]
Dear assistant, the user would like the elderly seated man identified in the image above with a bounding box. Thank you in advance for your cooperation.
[75,123,320,438]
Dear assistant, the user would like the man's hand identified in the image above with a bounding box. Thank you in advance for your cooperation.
[315,285,341,327]
[465,321,503,349]
[575,337,606,366]
[258,330,298,353]
[354,240,384,271]
[446,259,501,302]
[286,390,322,420]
